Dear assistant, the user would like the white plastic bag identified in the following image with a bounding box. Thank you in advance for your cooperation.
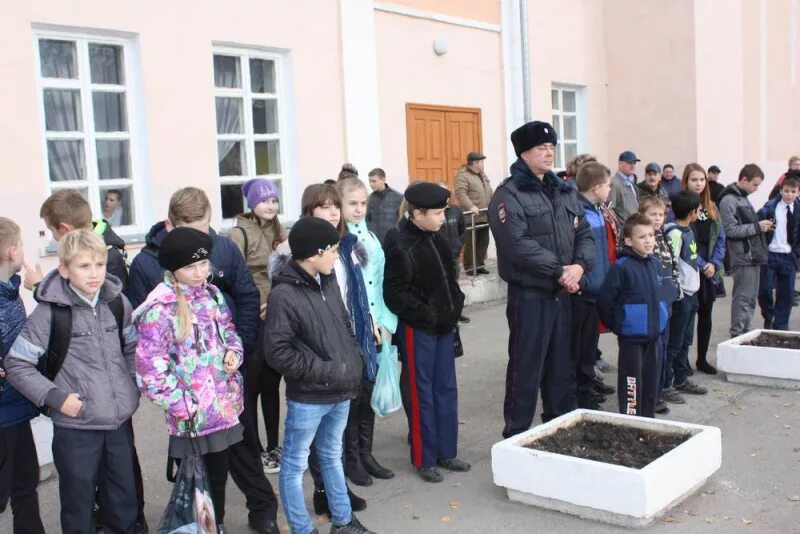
[370,330,402,418]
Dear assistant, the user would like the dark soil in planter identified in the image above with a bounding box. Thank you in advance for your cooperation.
[526,421,692,469]
[741,332,800,349]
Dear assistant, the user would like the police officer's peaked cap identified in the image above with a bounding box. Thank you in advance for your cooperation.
[404,182,449,209]
[510,121,559,157]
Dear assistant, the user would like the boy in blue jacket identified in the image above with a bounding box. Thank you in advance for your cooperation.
[0,217,45,533]
[757,173,800,330]
[573,161,616,409]
[597,213,679,418]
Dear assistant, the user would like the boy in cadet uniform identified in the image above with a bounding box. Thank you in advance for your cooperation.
[488,121,595,438]
[384,182,468,483]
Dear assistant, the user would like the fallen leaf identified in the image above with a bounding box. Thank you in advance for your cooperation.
[739,405,747,410]
[441,515,452,522]
[783,402,794,407]
[731,411,739,416]
[785,425,792,430]
[704,517,713,524]
[663,516,679,523]
[774,414,781,419]
[750,453,758,458]
[279,524,290,532]
[723,516,730,520]
[742,518,753,525]
[789,495,800,502]
[449,500,460,509]
[412,513,420,520]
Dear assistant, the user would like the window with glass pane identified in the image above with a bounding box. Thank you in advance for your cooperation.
[213,50,286,220]
[551,86,582,171]
[37,35,139,229]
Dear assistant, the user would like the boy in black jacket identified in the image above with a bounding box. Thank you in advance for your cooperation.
[597,214,679,418]
[264,217,373,534]
[383,182,468,483]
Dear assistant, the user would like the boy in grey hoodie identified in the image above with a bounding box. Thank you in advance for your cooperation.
[718,164,771,337]
[6,230,139,534]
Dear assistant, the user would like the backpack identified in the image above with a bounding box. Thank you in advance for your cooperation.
[40,296,125,382]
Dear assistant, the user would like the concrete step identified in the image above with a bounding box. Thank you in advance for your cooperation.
[459,261,507,306]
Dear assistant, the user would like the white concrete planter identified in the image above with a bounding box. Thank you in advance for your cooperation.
[491,409,721,527]
[717,329,800,389]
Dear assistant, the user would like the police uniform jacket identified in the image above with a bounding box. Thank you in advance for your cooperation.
[383,218,465,335]
[488,158,595,295]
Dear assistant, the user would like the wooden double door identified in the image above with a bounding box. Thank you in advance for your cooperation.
[406,103,483,190]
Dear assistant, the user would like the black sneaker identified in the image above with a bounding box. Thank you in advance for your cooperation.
[135,515,149,534]
[696,360,717,375]
[577,397,601,410]
[593,379,615,395]
[330,514,375,534]
[662,388,687,404]
[418,466,444,483]
[675,380,708,395]
[459,314,471,323]
[582,390,606,404]
[436,457,471,472]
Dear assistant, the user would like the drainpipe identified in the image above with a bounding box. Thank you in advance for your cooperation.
[519,0,532,122]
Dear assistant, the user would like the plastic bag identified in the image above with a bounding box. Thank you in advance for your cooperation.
[158,454,217,534]
[371,329,402,418]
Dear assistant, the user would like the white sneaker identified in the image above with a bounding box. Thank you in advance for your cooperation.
[261,447,281,474]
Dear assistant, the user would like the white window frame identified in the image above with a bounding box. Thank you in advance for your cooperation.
[33,29,145,235]
[551,85,585,171]
[213,46,292,225]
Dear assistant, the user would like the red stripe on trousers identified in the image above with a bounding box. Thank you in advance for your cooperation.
[405,325,424,468]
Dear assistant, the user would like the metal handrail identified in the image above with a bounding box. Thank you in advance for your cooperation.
[465,208,489,276]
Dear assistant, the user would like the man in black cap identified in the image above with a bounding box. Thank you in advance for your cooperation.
[384,182,468,483]
[454,152,493,275]
[610,150,641,220]
[707,165,724,206]
[489,121,595,438]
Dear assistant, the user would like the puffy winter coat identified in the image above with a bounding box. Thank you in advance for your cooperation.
[134,279,243,437]
[263,259,364,404]
[597,247,679,343]
[6,271,139,430]
[346,219,398,334]
[488,159,595,296]
[383,218,465,335]
[0,275,38,428]
[125,221,260,347]
[366,186,404,244]
[579,195,611,299]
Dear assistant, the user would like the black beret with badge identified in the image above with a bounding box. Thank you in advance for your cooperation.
[158,227,213,273]
[510,121,559,157]
[404,182,450,209]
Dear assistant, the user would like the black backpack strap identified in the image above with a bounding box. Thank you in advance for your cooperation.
[44,303,72,381]
[233,226,249,256]
[108,295,125,351]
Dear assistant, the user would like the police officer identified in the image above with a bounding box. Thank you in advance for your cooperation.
[489,121,595,438]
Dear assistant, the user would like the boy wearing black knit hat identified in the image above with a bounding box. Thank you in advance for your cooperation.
[264,217,374,534]
[384,182,468,483]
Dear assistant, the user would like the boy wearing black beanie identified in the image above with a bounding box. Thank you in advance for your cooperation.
[263,217,374,534]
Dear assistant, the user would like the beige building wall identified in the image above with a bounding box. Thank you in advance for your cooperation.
[374,9,507,189]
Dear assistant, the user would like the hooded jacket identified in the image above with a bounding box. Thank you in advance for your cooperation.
[263,259,364,404]
[366,186,404,244]
[718,183,768,267]
[596,246,679,343]
[383,218,465,335]
[93,219,128,290]
[579,195,611,299]
[0,274,39,428]
[488,159,595,296]
[230,212,287,305]
[134,279,244,437]
[125,221,260,347]
[6,270,139,430]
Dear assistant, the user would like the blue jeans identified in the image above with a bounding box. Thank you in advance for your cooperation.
[758,252,797,330]
[666,293,698,387]
[280,400,351,534]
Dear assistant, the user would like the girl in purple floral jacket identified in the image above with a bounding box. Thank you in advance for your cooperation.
[134,227,243,530]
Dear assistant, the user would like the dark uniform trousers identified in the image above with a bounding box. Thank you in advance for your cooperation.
[0,420,45,534]
[229,344,279,522]
[617,340,658,418]
[503,291,576,439]
[570,295,600,398]
[398,324,458,469]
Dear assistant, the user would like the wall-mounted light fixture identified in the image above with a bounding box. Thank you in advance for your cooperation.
[433,38,449,56]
